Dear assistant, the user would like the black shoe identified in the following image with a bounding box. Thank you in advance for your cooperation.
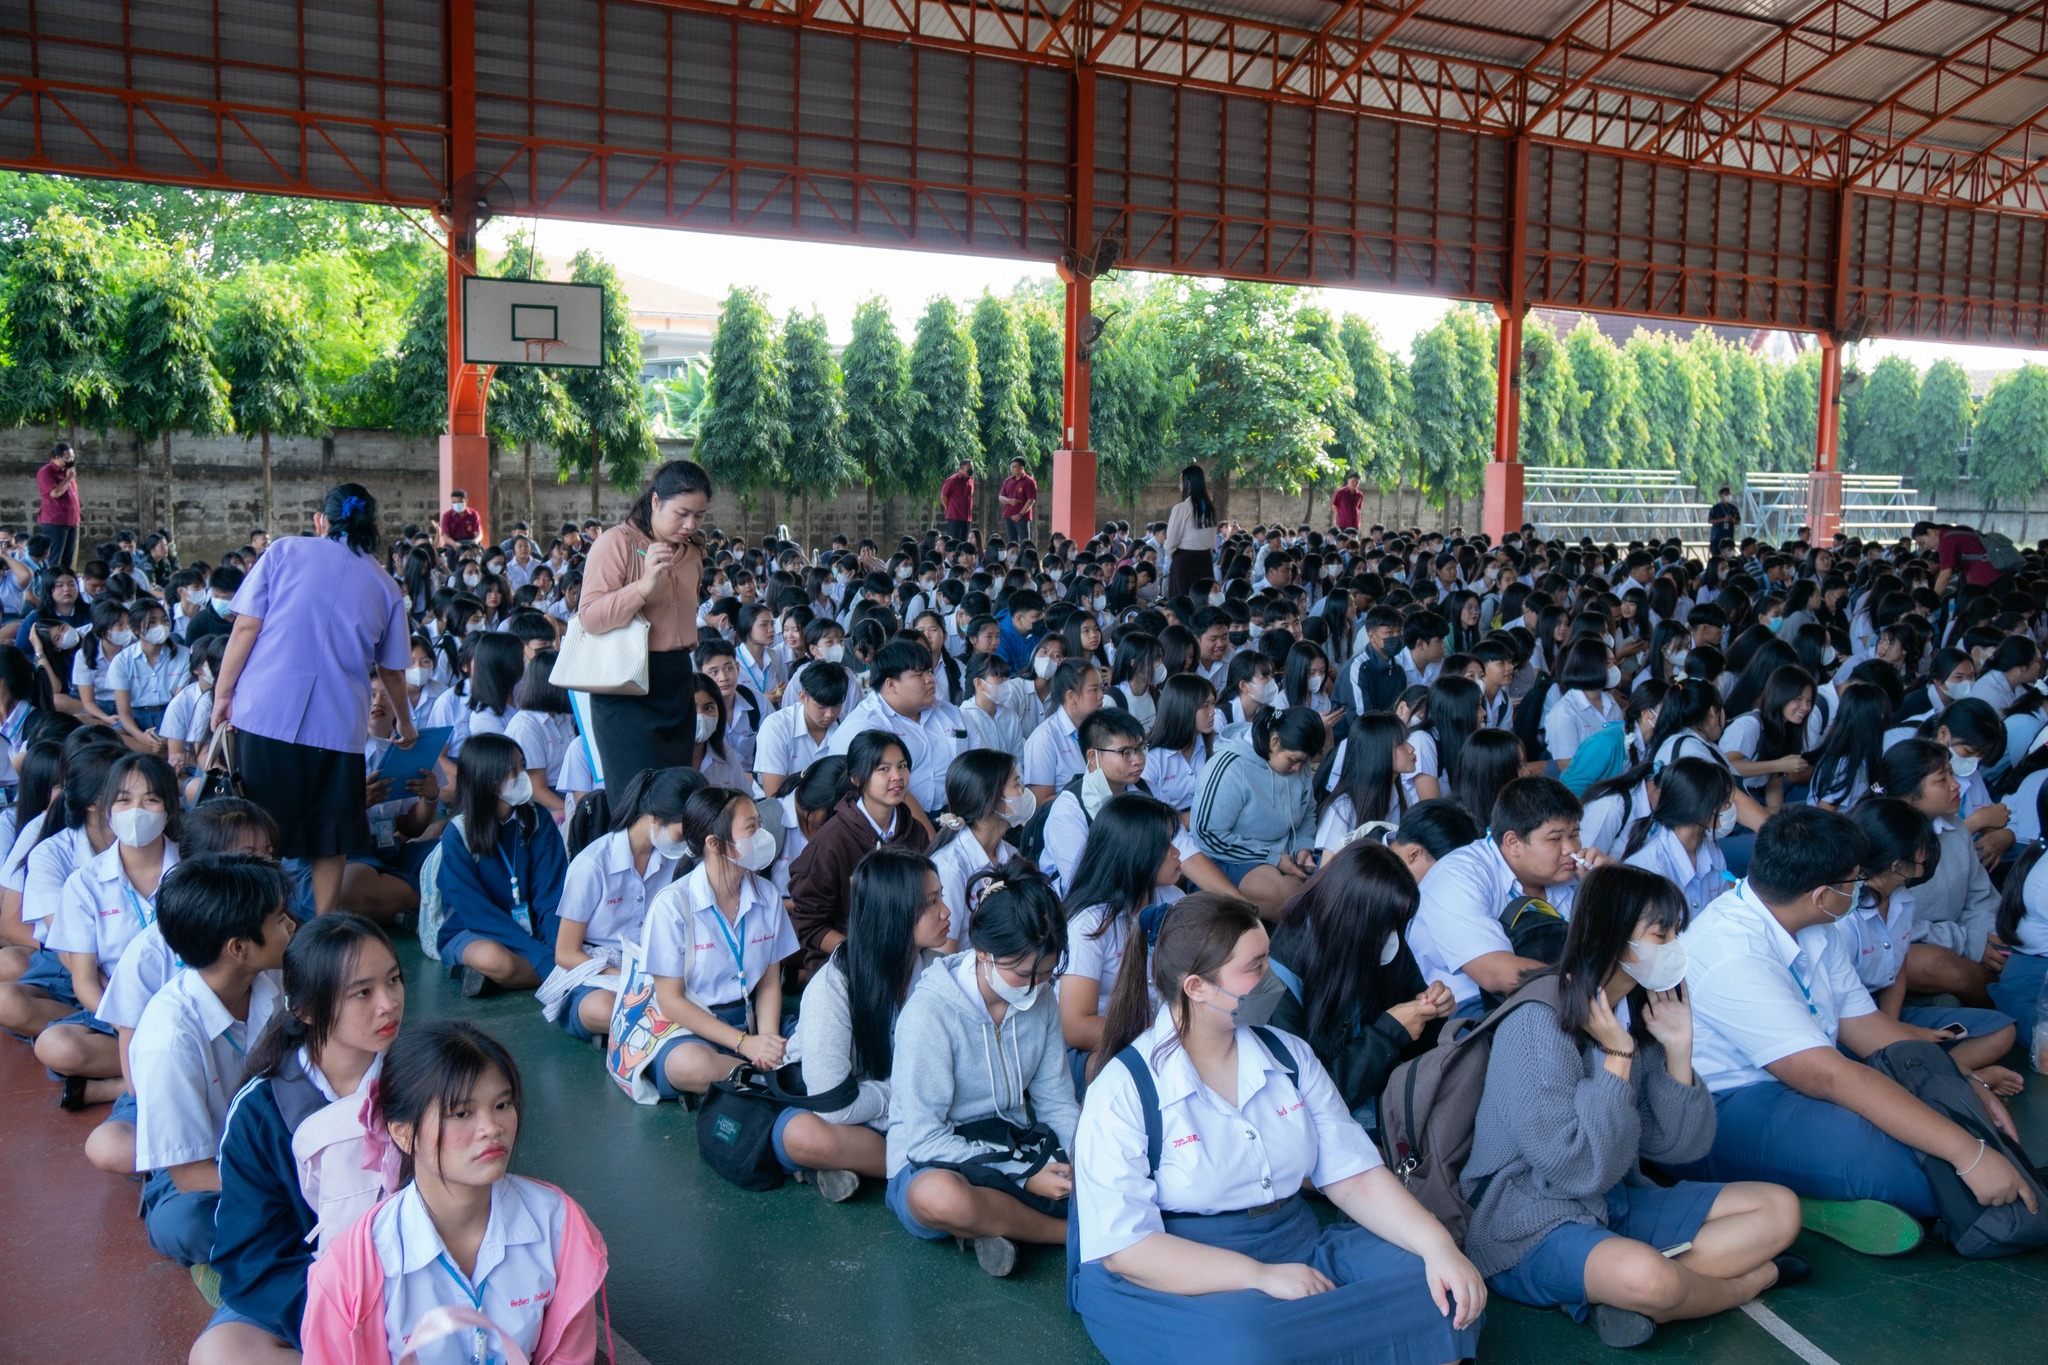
[57,1074,87,1112]
[1592,1305,1656,1349]
[1769,1253,1812,1289]
[460,966,490,998]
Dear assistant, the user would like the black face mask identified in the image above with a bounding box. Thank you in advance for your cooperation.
[1228,630,1250,647]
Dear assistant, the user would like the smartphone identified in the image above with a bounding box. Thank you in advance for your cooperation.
[1659,1241,1693,1258]
[1937,1022,1970,1041]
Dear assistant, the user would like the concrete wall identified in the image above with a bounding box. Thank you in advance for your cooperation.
[0,424,1477,560]
[1933,485,2048,545]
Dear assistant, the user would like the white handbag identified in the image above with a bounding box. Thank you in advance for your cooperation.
[549,613,650,696]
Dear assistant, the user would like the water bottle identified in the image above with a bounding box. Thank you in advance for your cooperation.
[2033,992,2048,1075]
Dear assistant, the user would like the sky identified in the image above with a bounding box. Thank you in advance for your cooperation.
[489,218,2048,371]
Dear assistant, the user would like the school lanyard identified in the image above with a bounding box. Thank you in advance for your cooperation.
[708,903,750,997]
[1787,957,1820,1019]
[496,830,523,908]
[433,1254,493,1365]
[122,881,155,929]
[738,647,773,696]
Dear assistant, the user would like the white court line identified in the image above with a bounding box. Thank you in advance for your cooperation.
[606,1326,653,1365]
[1741,1300,1844,1365]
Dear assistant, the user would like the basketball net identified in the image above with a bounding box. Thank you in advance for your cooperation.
[524,338,565,363]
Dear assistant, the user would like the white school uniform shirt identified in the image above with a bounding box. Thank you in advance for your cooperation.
[754,705,836,786]
[1405,728,1441,806]
[504,710,576,788]
[1715,712,1783,792]
[734,642,785,704]
[1579,785,1650,860]
[0,809,45,897]
[160,681,212,750]
[21,822,90,937]
[1041,786,1202,896]
[557,829,682,953]
[962,698,1024,760]
[0,699,29,781]
[642,861,798,1019]
[1545,689,1621,764]
[2011,855,2048,956]
[1397,647,1441,689]
[1142,744,1207,813]
[1654,728,1729,774]
[1833,885,1915,991]
[827,692,966,814]
[1059,893,1183,1004]
[1107,683,1158,731]
[1074,1006,1380,1263]
[1622,822,1728,915]
[1683,879,1876,1095]
[373,1176,568,1365]
[46,840,182,973]
[930,833,996,943]
[1412,838,1579,1008]
[96,921,180,1030]
[1020,706,1086,792]
[71,646,116,705]
[131,965,284,1170]
[106,640,189,710]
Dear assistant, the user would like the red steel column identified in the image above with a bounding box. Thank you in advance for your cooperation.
[1809,185,1854,542]
[442,0,493,542]
[1050,64,1097,544]
[1484,136,1529,542]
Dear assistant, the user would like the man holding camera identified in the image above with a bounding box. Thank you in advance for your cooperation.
[35,442,79,571]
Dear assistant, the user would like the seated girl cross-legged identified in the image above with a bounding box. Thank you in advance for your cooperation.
[1071,892,1485,1365]
[1464,864,1803,1350]
[433,733,568,998]
[886,866,1078,1278]
[779,846,952,1203]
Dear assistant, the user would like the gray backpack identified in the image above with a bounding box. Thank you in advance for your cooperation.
[1978,531,2026,574]
[1378,974,1560,1247]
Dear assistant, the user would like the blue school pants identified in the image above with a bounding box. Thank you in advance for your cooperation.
[1989,951,2048,1046]
[141,1169,218,1266]
[1664,1078,1936,1218]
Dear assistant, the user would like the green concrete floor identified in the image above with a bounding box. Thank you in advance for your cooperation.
[409,941,2048,1365]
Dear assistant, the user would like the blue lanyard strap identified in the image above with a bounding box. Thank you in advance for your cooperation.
[1787,957,1819,1018]
[122,880,153,928]
[496,829,522,905]
[708,902,749,996]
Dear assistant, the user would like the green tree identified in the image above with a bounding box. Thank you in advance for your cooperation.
[1337,314,1406,486]
[1564,317,1639,470]
[907,297,981,506]
[0,207,122,435]
[969,293,1033,530]
[1845,354,1920,475]
[841,297,915,533]
[216,275,326,530]
[1767,349,1820,473]
[695,286,788,518]
[1409,307,1495,506]
[1089,282,1180,518]
[1166,281,1344,507]
[119,248,231,540]
[1969,364,2048,506]
[560,251,658,515]
[1718,342,1771,480]
[1682,330,1732,493]
[1912,359,1973,495]
[1517,320,1582,469]
[781,308,851,548]
[1294,307,1370,515]
[1626,331,1700,478]
[345,267,448,437]
[1018,299,1065,462]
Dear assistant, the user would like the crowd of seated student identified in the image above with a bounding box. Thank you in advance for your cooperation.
[12,467,2048,1361]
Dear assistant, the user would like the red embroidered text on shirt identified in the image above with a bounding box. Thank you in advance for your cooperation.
[1274,1100,1304,1118]
[1171,1133,1201,1148]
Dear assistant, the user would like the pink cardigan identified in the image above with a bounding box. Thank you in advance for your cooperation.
[300,1179,609,1365]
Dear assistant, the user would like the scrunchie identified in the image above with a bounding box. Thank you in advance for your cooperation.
[339,495,366,519]
[937,812,966,831]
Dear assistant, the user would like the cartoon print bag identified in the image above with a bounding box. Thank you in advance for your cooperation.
[605,891,693,1105]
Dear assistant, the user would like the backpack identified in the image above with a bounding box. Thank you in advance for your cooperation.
[696,1063,861,1192]
[1979,531,2026,575]
[289,1081,402,1257]
[1018,774,1089,865]
[1511,677,1555,761]
[1378,975,1561,1247]
[1863,1039,2048,1257]
[413,814,466,963]
[1482,895,1568,1008]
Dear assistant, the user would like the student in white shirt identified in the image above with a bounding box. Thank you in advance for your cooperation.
[160,634,222,780]
[545,767,695,1043]
[1104,631,1165,731]
[642,786,799,1100]
[1056,793,1185,1087]
[1544,638,1623,772]
[131,853,294,1267]
[1411,776,1603,1016]
[1716,666,1816,811]
[108,596,190,751]
[780,847,953,1203]
[1620,757,1735,915]
[1315,712,1413,855]
[1072,892,1483,1365]
[961,652,1025,760]
[829,639,969,817]
[756,662,846,797]
[301,1021,608,1364]
[1142,675,1219,817]
[1666,806,2035,1252]
[502,651,578,823]
[38,751,184,1107]
[1039,709,1228,901]
[927,749,1034,947]
[1021,658,1102,804]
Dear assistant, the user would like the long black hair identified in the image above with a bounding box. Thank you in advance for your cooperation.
[382,1020,523,1183]
[835,846,938,1082]
[1096,892,1261,1077]
[929,748,1016,858]
[321,483,380,557]
[1273,840,1420,1056]
[1452,728,1523,831]
[466,632,525,716]
[1180,464,1215,528]
[243,913,400,1084]
[1621,756,1733,858]
[1322,711,1409,827]
[1424,673,1484,785]
[1807,682,1892,807]
[1062,793,1179,939]
[1545,863,1688,1045]
[454,733,535,859]
[1146,673,1217,759]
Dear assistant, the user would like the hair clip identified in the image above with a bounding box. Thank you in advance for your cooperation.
[937,812,966,830]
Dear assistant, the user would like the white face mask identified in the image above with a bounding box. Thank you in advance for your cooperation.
[1307,673,1325,695]
[695,712,719,743]
[1666,647,1688,672]
[730,828,777,872]
[652,826,691,859]
[1621,938,1688,993]
[819,643,845,664]
[1093,594,1107,611]
[107,628,135,648]
[1255,677,1282,707]
[109,806,168,848]
[1714,802,1739,838]
[405,666,432,687]
[1151,663,1168,686]
[211,596,233,617]
[1379,932,1401,966]
[463,572,481,587]
[1945,678,1974,700]
[451,501,466,513]
[179,586,203,605]
[500,772,533,807]
[1207,590,1225,607]
[142,624,169,646]
[1001,789,1037,827]
[895,565,912,580]
[1951,754,1981,779]
[1822,646,1838,665]
[982,956,1044,1010]
[1033,654,1058,681]
[1604,664,1622,689]
[53,626,78,650]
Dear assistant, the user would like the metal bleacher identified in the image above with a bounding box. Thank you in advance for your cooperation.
[1742,472,1933,545]
[1523,467,1709,549]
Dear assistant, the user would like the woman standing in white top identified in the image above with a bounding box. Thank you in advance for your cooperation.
[1163,465,1219,600]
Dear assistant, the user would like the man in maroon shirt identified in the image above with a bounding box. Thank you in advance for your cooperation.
[939,459,975,543]
[34,441,80,571]
[1331,472,1363,531]
[999,457,1038,546]
[439,488,482,546]
[1915,520,2007,596]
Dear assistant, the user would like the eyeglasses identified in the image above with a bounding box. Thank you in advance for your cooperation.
[1092,746,1143,760]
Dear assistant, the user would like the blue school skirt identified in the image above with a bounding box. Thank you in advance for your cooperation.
[1990,951,2048,1046]
[18,946,81,1008]
[1072,1196,1483,1365]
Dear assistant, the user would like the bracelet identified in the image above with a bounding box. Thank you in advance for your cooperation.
[1603,1044,1636,1059]
[734,1031,748,1051]
[1957,1138,1988,1177]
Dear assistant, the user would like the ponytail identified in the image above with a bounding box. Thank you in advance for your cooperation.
[242,913,395,1084]
[1090,892,1263,1083]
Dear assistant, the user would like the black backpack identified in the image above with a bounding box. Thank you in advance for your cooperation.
[1510,677,1555,762]
[1478,894,1567,1010]
[1018,774,1089,865]
[696,1063,861,1192]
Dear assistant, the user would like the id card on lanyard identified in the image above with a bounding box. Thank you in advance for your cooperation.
[498,834,532,937]
[708,904,752,1033]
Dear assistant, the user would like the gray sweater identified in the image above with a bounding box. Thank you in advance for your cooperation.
[885,951,1080,1177]
[1191,732,1318,866]
[1460,999,1717,1277]
[793,949,941,1130]
[1914,819,2000,961]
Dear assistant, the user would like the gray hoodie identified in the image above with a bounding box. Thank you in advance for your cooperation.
[885,951,1080,1177]
[793,948,940,1130]
[1915,818,2000,961]
[1190,732,1317,867]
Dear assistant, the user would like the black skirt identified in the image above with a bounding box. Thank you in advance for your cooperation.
[588,647,699,791]
[233,729,369,860]
[1167,546,1213,599]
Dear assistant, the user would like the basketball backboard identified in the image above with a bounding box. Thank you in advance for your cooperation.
[461,276,605,368]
